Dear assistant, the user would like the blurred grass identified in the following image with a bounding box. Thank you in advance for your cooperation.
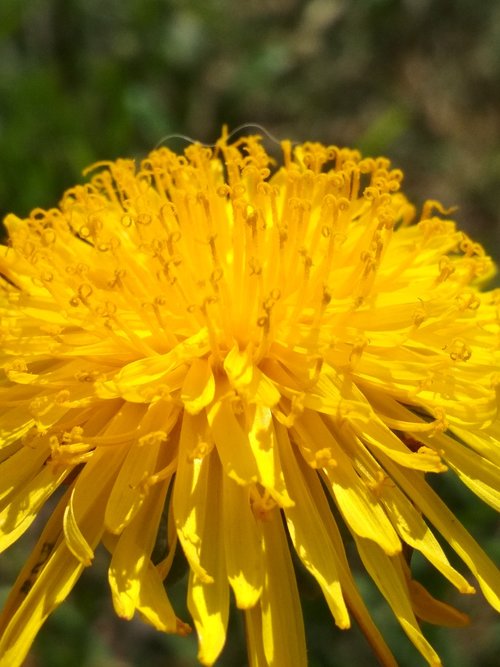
[1,0,500,665]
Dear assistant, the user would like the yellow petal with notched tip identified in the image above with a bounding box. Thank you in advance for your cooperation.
[277,422,350,628]
[223,475,263,609]
[187,453,229,666]
[380,482,474,594]
[109,479,173,625]
[173,412,214,583]
[381,452,500,612]
[294,410,401,555]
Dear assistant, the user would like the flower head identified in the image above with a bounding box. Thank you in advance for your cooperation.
[1,130,499,666]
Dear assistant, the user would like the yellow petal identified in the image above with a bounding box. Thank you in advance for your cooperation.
[206,387,259,485]
[188,570,229,666]
[379,478,474,594]
[356,538,442,667]
[223,475,263,608]
[0,548,83,666]
[181,357,215,414]
[62,443,128,562]
[96,330,210,401]
[63,488,95,566]
[371,397,500,511]
[260,507,307,667]
[294,410,401,555]
[0,408,34,450]
[431,432,500,511]
[0,481,104,667]
[333,421,474,596]
[244,604,268,667]
[173,413,214,583]
[451,424,500,467]
[137,561,189,634]
[248,405,293,506]
[187,452,229,666]
[224,344,281,407]
[0,443,49,504]
[108,478,179,632]
[0,464,69,552]
[276,422,350,628]
[344,387,444,472]
[299,455,399,667]
[381,452,500,613]
[104,434,162,534]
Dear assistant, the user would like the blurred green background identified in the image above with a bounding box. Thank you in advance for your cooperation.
[1,0,499,665]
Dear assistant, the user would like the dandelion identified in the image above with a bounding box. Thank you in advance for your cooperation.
[1,130,499,667]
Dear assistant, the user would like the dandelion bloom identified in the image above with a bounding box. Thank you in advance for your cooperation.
[1,131,500,667]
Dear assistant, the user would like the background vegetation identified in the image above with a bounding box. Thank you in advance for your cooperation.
[1,1,499,665]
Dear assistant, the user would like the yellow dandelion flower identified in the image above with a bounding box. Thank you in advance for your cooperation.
[1,130,500,667]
